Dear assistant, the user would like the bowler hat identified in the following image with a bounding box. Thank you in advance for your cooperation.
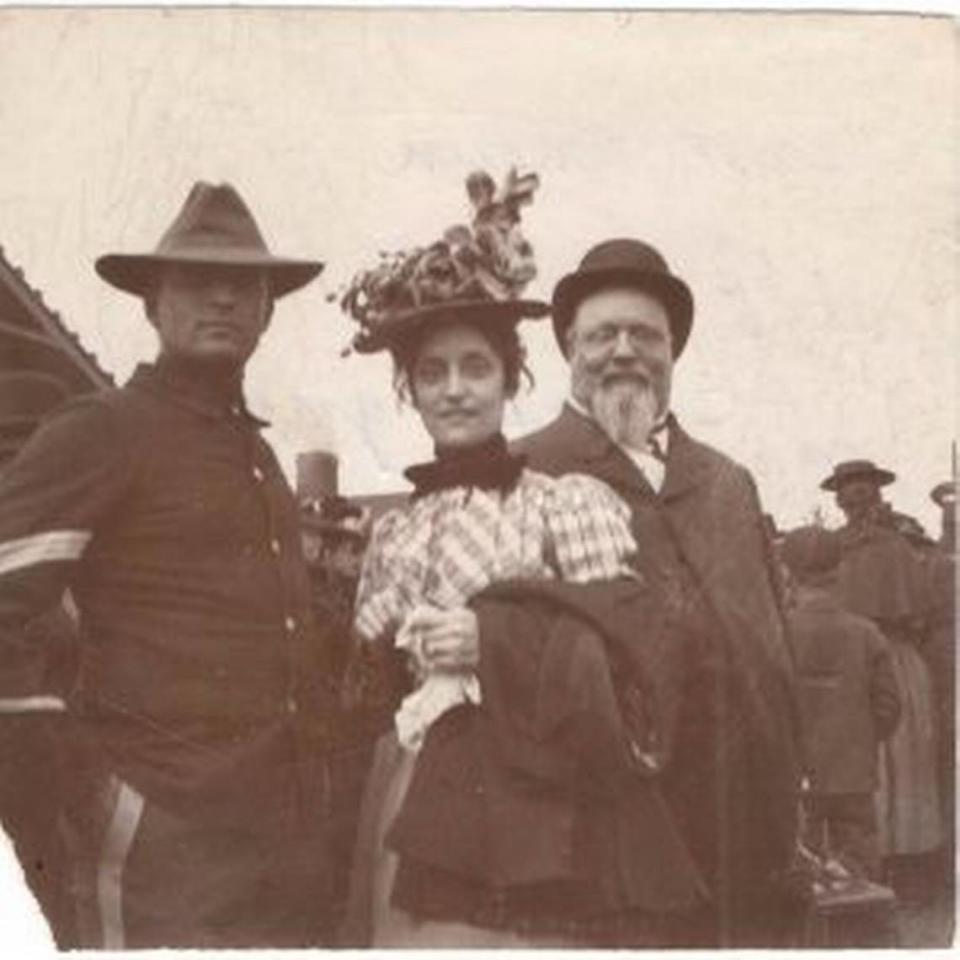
[551,238,694,359]
[820,459,896,493]
[781,526,843,578]
[95,182,323,299]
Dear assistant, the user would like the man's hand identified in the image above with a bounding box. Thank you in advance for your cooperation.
[403,606,480,673]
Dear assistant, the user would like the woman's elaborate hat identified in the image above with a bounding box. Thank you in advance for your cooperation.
[338,168,549,354]
[96,182,324,299]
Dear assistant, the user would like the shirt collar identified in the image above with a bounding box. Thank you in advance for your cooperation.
[129,359,270,428]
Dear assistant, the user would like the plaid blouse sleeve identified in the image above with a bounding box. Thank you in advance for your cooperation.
[543,473,638,583]
[353,508,407,642]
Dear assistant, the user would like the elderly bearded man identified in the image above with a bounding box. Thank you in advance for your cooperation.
[516,239,804,947]
[0,184,336,948]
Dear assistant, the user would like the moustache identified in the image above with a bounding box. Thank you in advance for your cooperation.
[436,407,478,417]
[601,370,650,389]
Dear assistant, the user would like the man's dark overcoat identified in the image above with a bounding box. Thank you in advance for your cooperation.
[515,405,803,946]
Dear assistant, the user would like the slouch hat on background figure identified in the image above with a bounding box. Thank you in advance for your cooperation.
[930,480,956,508]
[820,459,896,492]
[95,181,324,299]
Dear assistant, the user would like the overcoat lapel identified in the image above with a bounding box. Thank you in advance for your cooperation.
[551,404,657,502]
[659,416,716,505]
[657,418,725,592]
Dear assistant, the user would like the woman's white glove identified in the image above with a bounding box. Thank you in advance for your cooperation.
[394,604,481,752]
[397,604,480,673]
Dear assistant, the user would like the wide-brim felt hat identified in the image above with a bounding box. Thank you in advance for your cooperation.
[95,182,323,299]
[551,238,694,359]
[354,298,550,355]
[820,459,896,492]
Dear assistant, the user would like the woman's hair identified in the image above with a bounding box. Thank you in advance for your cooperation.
[391,318,534,405]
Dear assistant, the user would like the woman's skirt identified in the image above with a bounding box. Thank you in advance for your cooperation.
[876,640,943,857]
[339,731,574,947]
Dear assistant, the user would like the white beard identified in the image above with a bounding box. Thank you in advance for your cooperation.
[591,379,657,450]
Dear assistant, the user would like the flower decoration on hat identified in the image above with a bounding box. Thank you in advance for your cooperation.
[336,167,544,354]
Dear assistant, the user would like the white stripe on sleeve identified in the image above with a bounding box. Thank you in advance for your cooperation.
[97,779,145,950]
[0,530,92,577]
[0,696,66,713]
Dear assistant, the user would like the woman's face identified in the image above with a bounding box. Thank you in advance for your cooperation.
[410,322,507,450]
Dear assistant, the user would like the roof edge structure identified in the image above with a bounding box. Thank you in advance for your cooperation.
[0,245,112,390]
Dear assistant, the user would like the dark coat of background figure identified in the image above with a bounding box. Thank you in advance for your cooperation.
[788,589,901,879]
[516,404,804,947]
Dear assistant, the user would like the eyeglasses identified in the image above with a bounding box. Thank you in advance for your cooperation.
[576,322,668,352]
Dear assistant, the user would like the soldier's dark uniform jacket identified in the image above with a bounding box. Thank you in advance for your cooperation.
[0,359,334,830]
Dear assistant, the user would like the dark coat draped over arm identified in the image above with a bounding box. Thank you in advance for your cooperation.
[386,576,705,922]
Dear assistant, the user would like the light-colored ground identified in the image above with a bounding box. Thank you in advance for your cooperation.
[896,889,956,949]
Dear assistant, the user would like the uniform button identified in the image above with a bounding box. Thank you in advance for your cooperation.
[286,697,298,715]
[252,466,265,482]
[270,538,281,555]
[230,404,242,417]
[284,616,297,633]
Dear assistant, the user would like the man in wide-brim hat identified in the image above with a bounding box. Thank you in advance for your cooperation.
[821,459,896,529]
[820,455,945,887]
[517,237,804,946]
[820,457,931,545]
[0,183,336,948]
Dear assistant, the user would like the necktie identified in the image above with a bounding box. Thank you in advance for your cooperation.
[647,421,668,463]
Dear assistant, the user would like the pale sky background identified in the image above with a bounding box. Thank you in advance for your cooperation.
[0,7,956,951]
[1,9,956,537]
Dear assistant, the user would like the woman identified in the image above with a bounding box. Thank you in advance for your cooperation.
[338,169,703,946]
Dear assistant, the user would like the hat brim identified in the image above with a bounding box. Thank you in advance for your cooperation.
[301,519,366,539]
[821,468,896,492]
[95,250,324,299]
[353,299,550,355]
[551,267,694,359]
[931,483,957,507]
